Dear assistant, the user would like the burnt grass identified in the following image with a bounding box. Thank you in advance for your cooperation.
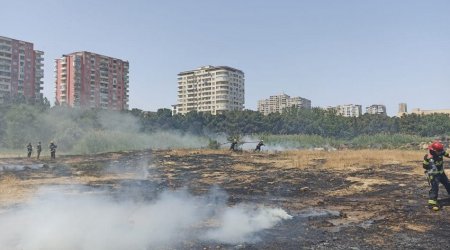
[1,149,450,249]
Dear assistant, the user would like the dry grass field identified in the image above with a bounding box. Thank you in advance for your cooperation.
[1,148,449,249]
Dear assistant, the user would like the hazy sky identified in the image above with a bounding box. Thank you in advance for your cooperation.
[2,0,449,116]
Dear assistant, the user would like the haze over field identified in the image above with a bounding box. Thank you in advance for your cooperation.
[0,106,211,154]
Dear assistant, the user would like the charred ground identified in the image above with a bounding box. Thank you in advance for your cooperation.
[1,149,449,249]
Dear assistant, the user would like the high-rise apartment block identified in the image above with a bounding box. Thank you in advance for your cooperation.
[257,93,311,115]
[55,51,129,110]
[329,104,362,117]
[0,36,44,104]
[175,65,244,115]
[366,104,386,115]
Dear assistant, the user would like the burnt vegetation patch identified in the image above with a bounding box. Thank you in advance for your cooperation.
[1,149,450,249]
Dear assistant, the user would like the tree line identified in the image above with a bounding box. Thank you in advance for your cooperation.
[1,102,449,149]
[132,107,450,138]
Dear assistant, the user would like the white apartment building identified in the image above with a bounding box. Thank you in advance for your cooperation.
[175,65,245,115]
[331,104,362,117]
[366,104,387,115]
[257,93,311,115]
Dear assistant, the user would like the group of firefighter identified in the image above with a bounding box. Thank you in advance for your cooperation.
[229,138,264,152]
[22,136,450,211]
[26,141,57,160]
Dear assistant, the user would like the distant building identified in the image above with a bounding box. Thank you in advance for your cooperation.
[171,104,178,115]
[410,108,450,115]
[396,103,450,116]
[397,103,407,117]
[0,36,44,104]
[55,51,129,110]
[174,65,244,115]
[257,93,311,115]
[333,104,362,117]
[366,104,387,115]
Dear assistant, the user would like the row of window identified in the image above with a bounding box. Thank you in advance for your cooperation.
[0,84,9,90]
[0,39,12,45]
[0,65,10,71]
[0,58,11,64]
[0,52,11,58]
[0,45,11,51]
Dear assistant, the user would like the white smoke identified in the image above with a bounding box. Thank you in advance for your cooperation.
[222,135,338,152]
[97,110,141,133]
[204,205,293,243]
[0,186,291,249]
[223,135,288,152]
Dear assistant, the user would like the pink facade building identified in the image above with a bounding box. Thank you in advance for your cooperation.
[55,51,129,110]
[0,36,44,104]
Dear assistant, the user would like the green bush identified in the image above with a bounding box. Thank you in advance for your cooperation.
[257,133,431,149]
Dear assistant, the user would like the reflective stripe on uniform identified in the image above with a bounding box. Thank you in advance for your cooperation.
[428,199,438,205]
[428,170,444,175]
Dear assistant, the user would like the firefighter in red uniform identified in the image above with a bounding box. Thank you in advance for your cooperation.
[423,141,450,210]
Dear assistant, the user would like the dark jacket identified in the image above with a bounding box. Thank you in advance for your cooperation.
[423,150,450,173]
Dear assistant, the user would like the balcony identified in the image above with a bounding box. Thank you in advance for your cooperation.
[0,53,12,59]
[215,76,229,82]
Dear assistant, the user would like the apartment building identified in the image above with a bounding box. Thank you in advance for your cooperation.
[55,51,129,110]
[0,36,44,104]
[257,93,311,115]
[328,104,362,117]
[366,104,387,115]
[175,65,245,115]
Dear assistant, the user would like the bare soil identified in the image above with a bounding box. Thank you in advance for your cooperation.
[1,149,449,249]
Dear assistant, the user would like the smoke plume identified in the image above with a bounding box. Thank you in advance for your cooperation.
[0,106,212,154]
[0,186,291,249]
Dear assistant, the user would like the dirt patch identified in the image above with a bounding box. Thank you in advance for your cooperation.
[329,176,392,196]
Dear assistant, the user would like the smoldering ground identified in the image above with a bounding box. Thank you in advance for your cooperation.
[0,185,292,250]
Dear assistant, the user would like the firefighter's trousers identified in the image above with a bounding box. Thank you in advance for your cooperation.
[429,172,450,201]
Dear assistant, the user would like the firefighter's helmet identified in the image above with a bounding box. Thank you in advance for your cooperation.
[429,141,444,152]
